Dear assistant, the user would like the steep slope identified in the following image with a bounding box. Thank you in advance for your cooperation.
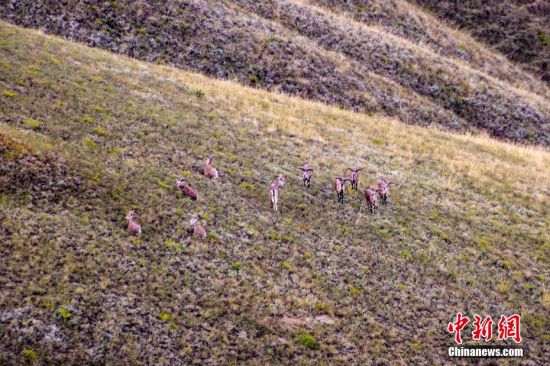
[1,0,549,146]
[1,22,549,365]
[410,0,550,83]
[310,0,550,91]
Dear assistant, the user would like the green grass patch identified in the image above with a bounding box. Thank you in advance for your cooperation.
[92,126,108,136]
[20,349,38,363]
[296,333,320,350]
[23,118,41,129]
[3,90,17,97]
[282,260,293,270]
[56,306,72,320]
[239,182,255,191]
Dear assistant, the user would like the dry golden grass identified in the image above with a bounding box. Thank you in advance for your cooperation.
[298,0,550,105]
[307,0,550,98]
[157,67,550,195]
[3,1,549,145]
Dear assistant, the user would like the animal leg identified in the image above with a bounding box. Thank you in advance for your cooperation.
[271,190,277,211]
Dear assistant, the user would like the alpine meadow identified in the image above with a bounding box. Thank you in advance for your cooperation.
[1,1,550,365]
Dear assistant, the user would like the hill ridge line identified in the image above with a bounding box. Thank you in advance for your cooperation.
[285,0,550,105]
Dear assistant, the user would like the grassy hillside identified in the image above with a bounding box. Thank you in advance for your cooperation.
[410,0,550,84]
[1,22,550,365]
[311,0,549,90]
[1,0,549,146]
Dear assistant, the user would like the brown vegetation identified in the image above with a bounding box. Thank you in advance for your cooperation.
[410,0,550,83]
[1,0,549,145]
[1,18,549,366]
